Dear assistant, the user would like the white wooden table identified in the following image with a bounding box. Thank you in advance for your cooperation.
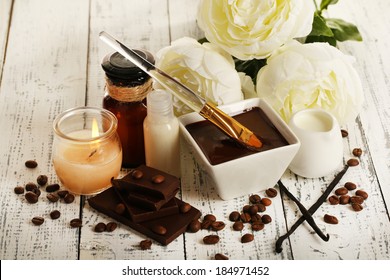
[0,0,389,260]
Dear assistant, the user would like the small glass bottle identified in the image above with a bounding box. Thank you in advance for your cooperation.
[101,50,154,168]
[143,90,180,177]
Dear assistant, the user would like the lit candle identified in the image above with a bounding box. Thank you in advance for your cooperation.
[52,107,122,195]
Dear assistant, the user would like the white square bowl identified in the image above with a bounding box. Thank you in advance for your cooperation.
[178,98,300,200]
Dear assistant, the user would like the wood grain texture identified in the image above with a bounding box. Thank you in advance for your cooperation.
[0,0,89,259]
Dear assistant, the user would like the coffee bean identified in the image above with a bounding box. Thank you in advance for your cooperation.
[240,212,251,223]
[152,174,165,184]
[215,253,229,260]
[115,203,126,215]
[339,195,351,205]
[201,220,212,230]
[249,194,261,204]
[341,129,349,138]
[229,211,240,222]
[324,214,338,224]
[57,190,69,198]
[203,235,220,244]
[179,202,192,213]
[350,196,364,204]
[261,197,272,206]
[25,160,38,168]
[352,148,363,157]
[106,222,118,232]
[152,225,167,235]
[32,216,44,226]
[251,221,265,231]
[14,186,25,194]
[233,221,244,231]
[211,221,225,231]
[131,169,143,179]
[251,213,262,223]
[266,188,278,198]
[344,182,357,191]
[241,233,254,243]
[261,214,272,224]
[347,158,360,166]
[248,205,258,215]
[203,214,216,222]
[50,210,61,220]
[187,220,201,233]
[25,182,38,192]
[64,193,75,204]
[46,183,60,193]
[355,190,368,200]
[335,187,348,196]
[94,222,106,232]
[328,195,340,205]
[242,204,251,213]
[70,218,82,228]
[351,203,363,212]
[25,191,38,204]
[36,175,48,186]
[33,188,41,197]
[47,193,59,203]
[140,239,152,250]
[256,203,266,212]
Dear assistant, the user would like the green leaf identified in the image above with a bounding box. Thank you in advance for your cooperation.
[198,37,209,44]
[234,58,266,84]
[305,35,337,47]
[320,0,339,11]
[326,18,363,42]
[309,14,334,37]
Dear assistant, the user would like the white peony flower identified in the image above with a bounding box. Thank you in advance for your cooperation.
[256,41,364,125]
[155,37,243,116]
[197,0,315,60]
[238,72,257,99]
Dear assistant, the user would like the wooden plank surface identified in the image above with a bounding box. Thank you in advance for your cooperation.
[0,0,89,259]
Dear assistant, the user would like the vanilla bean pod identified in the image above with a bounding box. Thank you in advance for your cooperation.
[275,165,349,253]
[277,180,329,241]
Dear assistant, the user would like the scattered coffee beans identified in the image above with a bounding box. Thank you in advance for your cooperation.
[57,190,69,198]
[248,205,258,215]
[25,160,38,168]
[64,193,75,204]
[266,188,278,198]
[324,214,338,224]
[14,186,24,194]
[131,169,143,179]
[261,214,272,224]
[211,221,225,231]
[140,239,152,250]
[70,218,82,228]
[347,158,359,166]
[233,221,244,231]
[261,197,272,206]
[36,175,48,186]
[341,129,348,138]
[351,203,363,212]
[47,193,59,203]
[32,216,44,226]
[203,235,220,244]
[152,225,167,235]
[335,187,348,196]
[350,196,364,204]
[25,182,38,192]
[25,191,38,204]
[203,214,216,222]
[240,213,251,223]
[355,190,368,200]
[249,194,261,204]
[179,202,192,214]
[339,195,351,205]
[328,195,339,205]
[352,148,363,157]
[95,222,106,232]
[251,213,261,222]
[201,220,212,230]
[256,203,266,212]
[215,253,229,260]
[115,203,126,215]
[152,174,165,184]
[106,222,118,232]
[251,221,265,231]
[187,220,201,233]
[344,182,357,191]
[241,233,254,243]
[50,210,61,220]
[229,211,240,222]
[46,183,60,193]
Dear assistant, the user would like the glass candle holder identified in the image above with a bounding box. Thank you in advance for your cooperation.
[52,107,122,195]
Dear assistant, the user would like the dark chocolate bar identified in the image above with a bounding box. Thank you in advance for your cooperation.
[114,188,179,223]
[88,187,201,245]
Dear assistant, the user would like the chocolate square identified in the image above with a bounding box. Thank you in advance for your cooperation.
[88,187,201,245]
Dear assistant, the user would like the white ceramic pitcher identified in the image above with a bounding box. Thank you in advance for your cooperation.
[288,108,343,178]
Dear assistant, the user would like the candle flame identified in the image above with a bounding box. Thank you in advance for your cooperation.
[91,118,99,138]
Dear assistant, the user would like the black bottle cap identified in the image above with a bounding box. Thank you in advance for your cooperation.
[101,50,155,83]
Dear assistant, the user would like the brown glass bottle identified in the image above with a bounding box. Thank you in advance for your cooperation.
[101,50,154,168]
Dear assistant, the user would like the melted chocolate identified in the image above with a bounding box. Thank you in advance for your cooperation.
[186,107,289,165]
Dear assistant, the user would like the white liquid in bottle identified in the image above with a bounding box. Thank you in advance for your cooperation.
[143,90,180,177]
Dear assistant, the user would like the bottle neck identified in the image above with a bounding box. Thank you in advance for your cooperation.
[105,77,152,102]
[147,90,175,121]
